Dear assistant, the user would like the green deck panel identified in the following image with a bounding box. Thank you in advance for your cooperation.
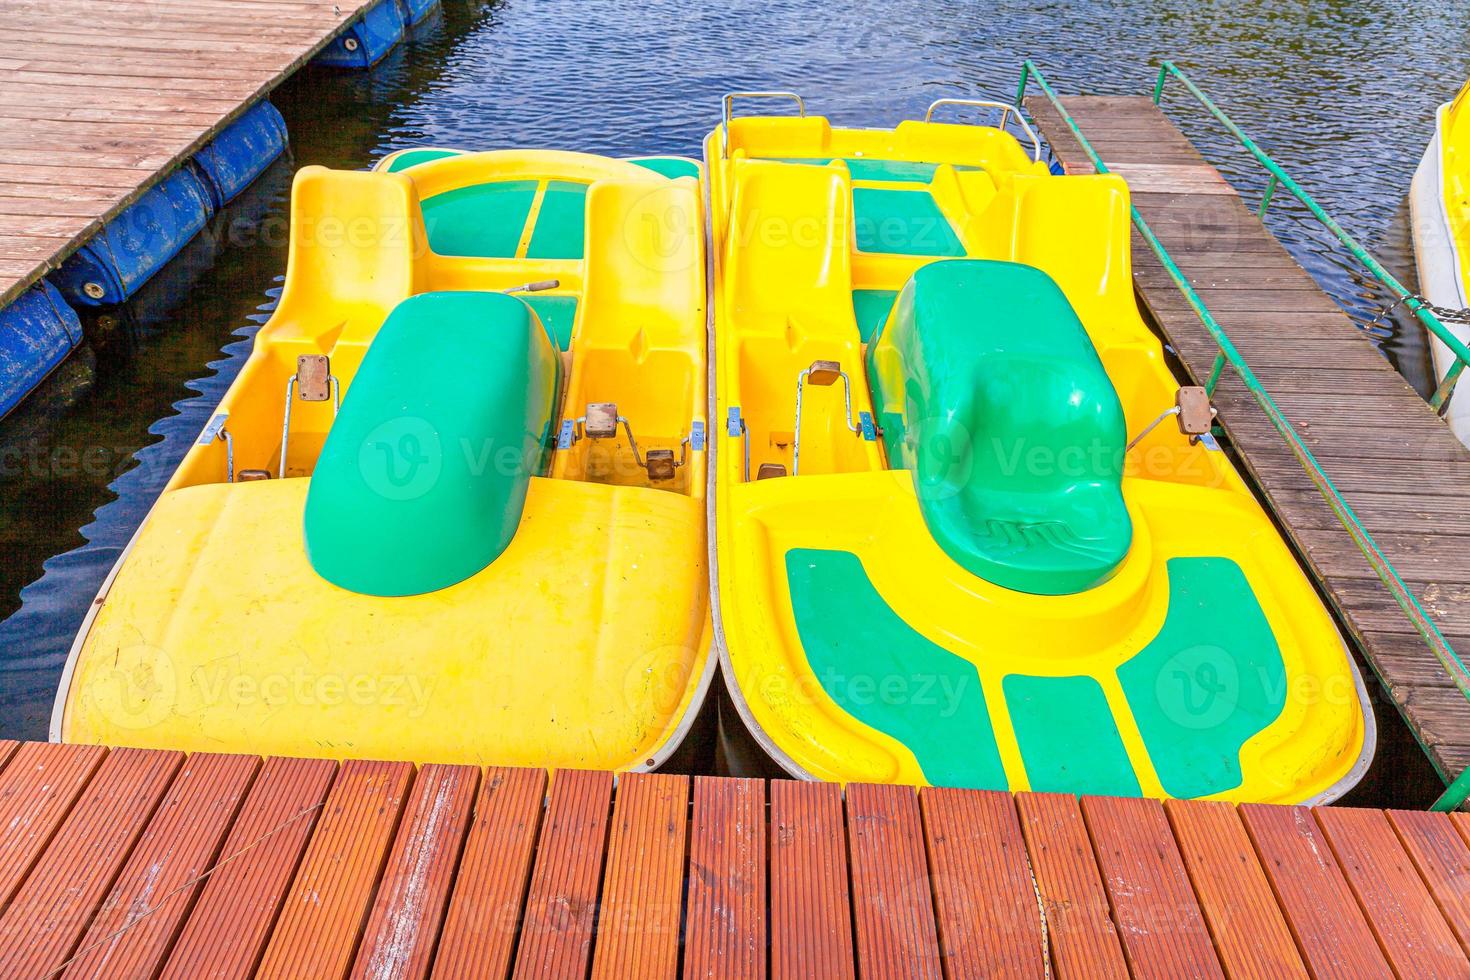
[852,289,897,342]
[629,156,701,179]
[523,295,578,351]
[525,180,588,260]
[1117,557,1288,798]
[852,187,964,255]
[421,180,538,258]
[785,547,1007,789]
[382,148,462,172]
[1002,674,1142,796]
[865,259,1131,595]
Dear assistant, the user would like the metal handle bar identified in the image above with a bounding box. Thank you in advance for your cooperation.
[720,91,807,158]
[923,98,1042,162]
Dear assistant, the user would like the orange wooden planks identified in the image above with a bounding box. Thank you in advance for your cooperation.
[1014,792,1129,979]
[160,754,337,980]
[1239,803,1394,980]
[256,759,414,980]
[432,766,546,980]
[846,782,941,980]
[350,764,479,980]
[769,780,855,980]
[1164,799,1307,979]
[0,746,182,978]
[1315,806,1467,977]
[684,775,767,980]
[919,787,1046,979]
[0,741,106,914]
[1081,795,1224,979]
[0,741,18,773]
[1389,809,1470,956]
[62,752,259,980]
[591,773,690,980]
[511,769,614,980]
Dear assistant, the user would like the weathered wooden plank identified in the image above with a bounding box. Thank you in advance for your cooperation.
[511,769,614,980]
[919,787,1047,979]
[1315,807,1467,977]
[1014,792,1129,979]
[0,742,107,914]
[591,773,689,980]
[846,783,942,980]
[61,752,259,980]
[0,747,182,978]
[1386,809,1470,957]
[1164,799,1308,978]
[256,759,414,980]
[1239,804,1394,979]
[349,764,480,980]
[683,776,767,980]
[160,755,338,980]
[431,766,547,980]
[1081,795,1224,978]
[769,780,855,980]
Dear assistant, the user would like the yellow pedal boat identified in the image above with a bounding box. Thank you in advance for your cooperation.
[53,149,716,772]
[1411,76,1470,444]
[707,95,1373,803]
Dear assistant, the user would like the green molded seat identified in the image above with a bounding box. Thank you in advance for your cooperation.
[865,259,1131,595]
[305,291,560,596]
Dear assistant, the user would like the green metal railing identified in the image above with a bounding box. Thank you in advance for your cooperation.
[1150,60,1470,412]
[1016,60,1470,810]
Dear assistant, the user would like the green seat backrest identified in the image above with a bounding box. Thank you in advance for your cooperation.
[305,291,561,596]
[865,259,1131,595]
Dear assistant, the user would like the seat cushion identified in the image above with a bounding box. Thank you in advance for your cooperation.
[865,258,1131,594]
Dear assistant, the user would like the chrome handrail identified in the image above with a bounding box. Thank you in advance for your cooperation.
[720,91,807,158]
[924,98,1042,161]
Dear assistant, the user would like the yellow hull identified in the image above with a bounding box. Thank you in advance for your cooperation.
[707,107,1371,802]
[55,149,715,771]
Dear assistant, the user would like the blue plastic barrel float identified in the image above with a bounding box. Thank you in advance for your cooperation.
[315,0,408,69]
[49,167,214,308]
[190,101,289,210]
[50,101,289,308]
[397,0,440,27]
[0,281,83,419]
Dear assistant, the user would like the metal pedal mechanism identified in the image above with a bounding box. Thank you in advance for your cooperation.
[279,354,341,478]
[791,359,877,476]
[1126,386,1218,451]
[756,463,787,480]
[558,401,702,482]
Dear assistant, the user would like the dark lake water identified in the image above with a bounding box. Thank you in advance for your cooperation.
[2,0,1466,802]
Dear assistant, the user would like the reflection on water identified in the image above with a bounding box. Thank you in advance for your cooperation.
[1,0,1465,797]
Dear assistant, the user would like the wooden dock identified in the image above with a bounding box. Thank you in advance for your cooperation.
[1025,95,1470,788]
[0,0,375,308]
[0,741,1467,978]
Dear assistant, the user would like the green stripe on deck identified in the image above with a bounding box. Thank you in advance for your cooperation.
[629,157,701,179]
[1003,674,1141,796]
[785,547,1006,788]
[526,181,588,260]
[852,289,897,342]
[1117,557,1287,798]
[524,295,578,351]
[421,180,538,258]
[852,188,963,256]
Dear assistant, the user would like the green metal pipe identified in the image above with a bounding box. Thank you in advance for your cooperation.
[1154,61,1470,387]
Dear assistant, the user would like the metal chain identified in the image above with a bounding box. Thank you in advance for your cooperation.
[1369,291,1470,329]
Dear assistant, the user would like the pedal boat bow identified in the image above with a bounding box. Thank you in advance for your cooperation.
[707,98,1373,803]
[1411,77,1470,444]
[53,149,715,772]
